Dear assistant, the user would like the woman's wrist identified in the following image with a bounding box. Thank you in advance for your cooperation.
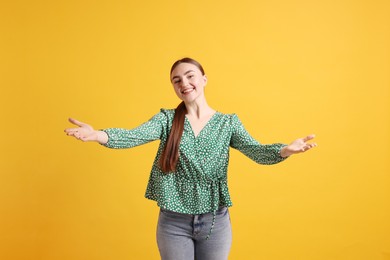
[96,130,108,144]
[280,146,292,158]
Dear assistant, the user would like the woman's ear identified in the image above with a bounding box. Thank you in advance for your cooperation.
[203,75,208,86]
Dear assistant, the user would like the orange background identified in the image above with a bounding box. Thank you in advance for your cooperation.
[1,0,389,259]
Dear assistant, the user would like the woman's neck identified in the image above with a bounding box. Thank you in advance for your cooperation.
[184,99,215,119]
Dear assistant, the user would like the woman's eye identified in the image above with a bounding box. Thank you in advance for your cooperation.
[187,75,194,79]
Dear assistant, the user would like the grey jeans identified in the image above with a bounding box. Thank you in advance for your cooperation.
[156,207,232,260]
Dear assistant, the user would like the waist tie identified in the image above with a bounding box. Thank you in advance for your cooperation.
[205,179,220,240]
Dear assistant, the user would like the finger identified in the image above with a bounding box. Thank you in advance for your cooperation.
[64,127,80,134]
[302,134,315,142]
[67,131,78,138]
[304,143,317,151]
[68,118,87,127]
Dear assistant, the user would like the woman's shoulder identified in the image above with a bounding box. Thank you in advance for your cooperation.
[154,108,175,123]
[213,112,244,131]
[159,108,175,114]
[159,108,175,118]
[215,111,239,121]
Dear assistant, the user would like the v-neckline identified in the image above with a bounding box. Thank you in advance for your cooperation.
[185,112,218,138]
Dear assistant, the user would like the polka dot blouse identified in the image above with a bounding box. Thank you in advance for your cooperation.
[102,109,287,215]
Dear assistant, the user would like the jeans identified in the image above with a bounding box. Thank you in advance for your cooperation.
[157,207,232,260]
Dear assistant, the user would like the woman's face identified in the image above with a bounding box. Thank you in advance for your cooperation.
[170,62,207,104]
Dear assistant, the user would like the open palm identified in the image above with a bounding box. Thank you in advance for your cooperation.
[64,118,98,142]
[281,134,317,157]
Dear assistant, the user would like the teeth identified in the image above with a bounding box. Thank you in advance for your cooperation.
[182,88,194,94]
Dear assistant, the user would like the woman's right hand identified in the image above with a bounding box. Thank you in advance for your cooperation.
[64,118,108,144]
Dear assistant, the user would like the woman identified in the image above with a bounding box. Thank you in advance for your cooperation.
[65,57,317,260]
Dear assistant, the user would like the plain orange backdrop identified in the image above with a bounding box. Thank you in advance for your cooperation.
[1,0,389,259]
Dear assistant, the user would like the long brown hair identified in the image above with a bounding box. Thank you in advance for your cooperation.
[159,58,205,173]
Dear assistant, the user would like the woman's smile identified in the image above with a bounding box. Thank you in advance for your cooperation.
[181,87,196,94]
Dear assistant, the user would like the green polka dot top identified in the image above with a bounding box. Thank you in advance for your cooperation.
[102,109,287,215]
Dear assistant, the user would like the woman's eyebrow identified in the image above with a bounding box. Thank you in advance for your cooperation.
[171,70,195,81]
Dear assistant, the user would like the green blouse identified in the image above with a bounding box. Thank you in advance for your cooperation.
[102,109,287,215]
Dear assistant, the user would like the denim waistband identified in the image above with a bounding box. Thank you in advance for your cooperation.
[159,206,229,240]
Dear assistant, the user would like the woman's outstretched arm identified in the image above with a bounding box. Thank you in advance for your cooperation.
[64,118,108,144]
[230,114,317,164]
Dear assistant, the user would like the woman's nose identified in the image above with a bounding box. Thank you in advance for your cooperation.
[180,78,189,87]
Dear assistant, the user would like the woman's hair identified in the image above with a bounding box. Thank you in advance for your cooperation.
[159,57,205,173]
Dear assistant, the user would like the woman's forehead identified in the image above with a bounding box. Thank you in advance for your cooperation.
[171,63,201,74]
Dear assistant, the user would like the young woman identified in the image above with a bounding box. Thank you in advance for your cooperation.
[65,57,317,260]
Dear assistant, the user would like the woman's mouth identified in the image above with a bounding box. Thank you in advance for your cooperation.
[181,87,195,94]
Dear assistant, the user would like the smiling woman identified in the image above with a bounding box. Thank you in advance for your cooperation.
[64,57,317,260]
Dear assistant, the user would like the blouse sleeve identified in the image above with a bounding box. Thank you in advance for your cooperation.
[229,114,287,165]
[101,111,166,149]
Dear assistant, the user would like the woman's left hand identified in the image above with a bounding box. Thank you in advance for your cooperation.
[280,134,317,158]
